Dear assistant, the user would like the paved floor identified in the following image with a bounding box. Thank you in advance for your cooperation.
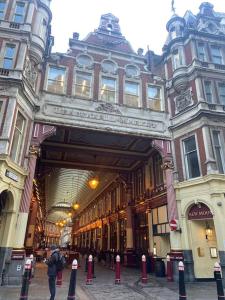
[0,258,221,300]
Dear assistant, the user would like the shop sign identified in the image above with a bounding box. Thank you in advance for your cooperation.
[169,252,184,261]
[188,203,213,220]
[5,169,18,182]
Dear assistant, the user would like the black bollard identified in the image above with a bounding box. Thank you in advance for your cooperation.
[214,262,225,300]
[179,261,187,300]
[67,259,78,300]
[19,259,32,300]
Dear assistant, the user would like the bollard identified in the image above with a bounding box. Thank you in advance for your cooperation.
[178,261,187,300]
[166,255,173,282]
[86,255,93,285]
[67,259,78,300]
[29,254,34,283]
[19,259,32,300]
[214,262,225,300]
[115,255,121,284]
[141,255,147,284]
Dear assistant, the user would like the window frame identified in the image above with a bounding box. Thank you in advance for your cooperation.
[0,0,7,20]
[13,1,26,23]
[210,45,223,65]
[197,42,207,62]
[182,135,201,180]
[146,84,163,111]
[203,80,213,104]
[99,76,117,103]
[10,110,26,165]
[46,64,67,95]
[74,70,93,99]
[217,82,225,105]
[172,47,184,70]
[211,130,225,174]
[3,44,16,69]
[124,80,141,108]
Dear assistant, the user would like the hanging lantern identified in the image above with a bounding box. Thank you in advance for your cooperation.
[88,176,99,190]
[73,202,80,210]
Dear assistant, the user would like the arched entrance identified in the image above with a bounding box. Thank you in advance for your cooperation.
[187,202,218,279]
[0,190,13,246]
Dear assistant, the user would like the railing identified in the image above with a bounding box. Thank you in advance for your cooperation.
[9,22,20,29]
[0,68,9,76]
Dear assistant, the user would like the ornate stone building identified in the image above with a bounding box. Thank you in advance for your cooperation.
[0,0,224,285]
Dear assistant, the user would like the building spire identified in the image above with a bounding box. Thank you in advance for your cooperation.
[171,0,176,14]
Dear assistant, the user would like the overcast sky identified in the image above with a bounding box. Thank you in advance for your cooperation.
[50,0,224,55]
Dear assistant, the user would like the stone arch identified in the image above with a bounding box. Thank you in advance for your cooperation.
[183,199,215,219]
[0,189,14,213]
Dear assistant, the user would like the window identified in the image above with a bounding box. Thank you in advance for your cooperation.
[183,136,200,179]
[47,66,66,94]
[173,48,183,69]
[102,60,117,74]
[211,46,223,65]
[125,65,139,77]
[204,81,213,103]
[13,2,25,23]
[154,153,164,186]
[75,72,92,98]
[212,131,224,173]
[218,83,225,105]
[76,55,92,68]
[124,81,139,107]
[0,0,6,20]
[10,111,25,164]
[147,85,162,111]
[100,77,116,103]
[197,43,206,61]
[3,44,15,69]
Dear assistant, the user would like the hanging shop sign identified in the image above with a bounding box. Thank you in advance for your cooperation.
[188,203,213,220]
[5,169,18,182]
[169,219,178,231]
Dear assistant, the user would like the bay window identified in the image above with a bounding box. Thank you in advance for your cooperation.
[124,81,139,107]
[183,136,200,179]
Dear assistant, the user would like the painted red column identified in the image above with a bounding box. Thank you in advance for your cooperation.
[115,255,121,284]
[86,255,93,285]
[166,255,173,282]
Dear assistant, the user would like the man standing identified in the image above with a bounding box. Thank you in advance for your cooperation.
[45,245,59,300]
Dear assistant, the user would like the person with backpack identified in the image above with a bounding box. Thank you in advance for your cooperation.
[44,245,60,300]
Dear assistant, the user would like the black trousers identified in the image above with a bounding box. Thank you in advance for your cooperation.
[48,276,56,300]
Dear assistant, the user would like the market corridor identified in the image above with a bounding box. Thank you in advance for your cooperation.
[0,257,220,300]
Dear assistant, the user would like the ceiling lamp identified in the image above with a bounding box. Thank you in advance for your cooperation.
[88,176,99,190]
[73,202,80,210]
[68,212,72,217]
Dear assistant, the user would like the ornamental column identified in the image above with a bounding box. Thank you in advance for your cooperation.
[14,124,56,249]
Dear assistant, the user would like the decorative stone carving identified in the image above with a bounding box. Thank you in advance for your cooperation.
[175,88,193,113]
[24,57,37,88]
[29,145,40,157]
[95,103,122,115]
[162,160,174,170]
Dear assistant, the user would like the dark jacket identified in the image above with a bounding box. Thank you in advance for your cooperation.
[46,249,59,277]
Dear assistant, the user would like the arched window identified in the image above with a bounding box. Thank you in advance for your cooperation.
[76,54,93,68]
[101,60,117,74]
[125,64,139,77]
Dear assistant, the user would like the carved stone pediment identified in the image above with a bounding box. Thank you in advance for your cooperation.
[175,88,193,113]
[95,103,122,115]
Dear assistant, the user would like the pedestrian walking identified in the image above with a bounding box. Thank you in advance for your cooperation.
[44,245,59,300]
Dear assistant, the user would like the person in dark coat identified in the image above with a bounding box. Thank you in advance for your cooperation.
[45,245,59,300]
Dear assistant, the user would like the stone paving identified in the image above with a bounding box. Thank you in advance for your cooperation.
[0,257,222,300]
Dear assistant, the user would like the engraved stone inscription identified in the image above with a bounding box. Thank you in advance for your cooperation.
[175,89,193,113]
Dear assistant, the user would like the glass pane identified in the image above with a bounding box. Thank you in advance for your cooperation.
[76,55,92,67]
[213,131,219,146]
[47,80,64,94]
[102,61,116,73]
[215,147,224,173]
[13,14,23,23]
[102,77,115,90]
[76,85,91,97]
[16,112,24,131]
[148,86,160,99]
[10,129,20,161]
[219,84,225,104]
[187,151,200,178]
[184,136,196,153]
[15,2,25,14]
[126,65,138,76]
[5,45,15,58]
[101,90,115,102]
[48,67,65,81]
[3,58,13,69]
[204,81,212,103]
[76,73,91,86]
[125,82,139,95]
[124,94,139,107]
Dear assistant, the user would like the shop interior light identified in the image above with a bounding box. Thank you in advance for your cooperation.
[73,202,80,210]
[88,177,99,190]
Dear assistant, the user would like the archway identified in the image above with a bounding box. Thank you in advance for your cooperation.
[187,202,218,279]
[0,190,13,246]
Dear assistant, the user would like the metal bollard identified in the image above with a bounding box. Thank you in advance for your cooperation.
[86,255,93,285]
[19,259,32,300]
[67,259,78,300]
[115,255,121,284]
[141,255,147,284]
[178,261,187,300]
[166,255,173,282]
[29,254,34,283]
[214,262,225,300]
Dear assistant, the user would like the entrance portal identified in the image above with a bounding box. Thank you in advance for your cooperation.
[188,203,218,279]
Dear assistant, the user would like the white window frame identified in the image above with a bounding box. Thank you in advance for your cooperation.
[0,97,6,129]
[10,110,27,165]
[146,84,163,111]
[182,134,201,180]
[172,47,184,70]
[217,82,225,105]
[211,130,225,174]
[45,64,67,95]
[210,45,223,65]
[203,80,213,103]
[0,0,7,20]
[99,75,117,103]
[74,70,93,99]
[124,79,141,108]
[0,41,18,69]
[197,42,207,62]
[12,1,26,23]
[3,44,16,69]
